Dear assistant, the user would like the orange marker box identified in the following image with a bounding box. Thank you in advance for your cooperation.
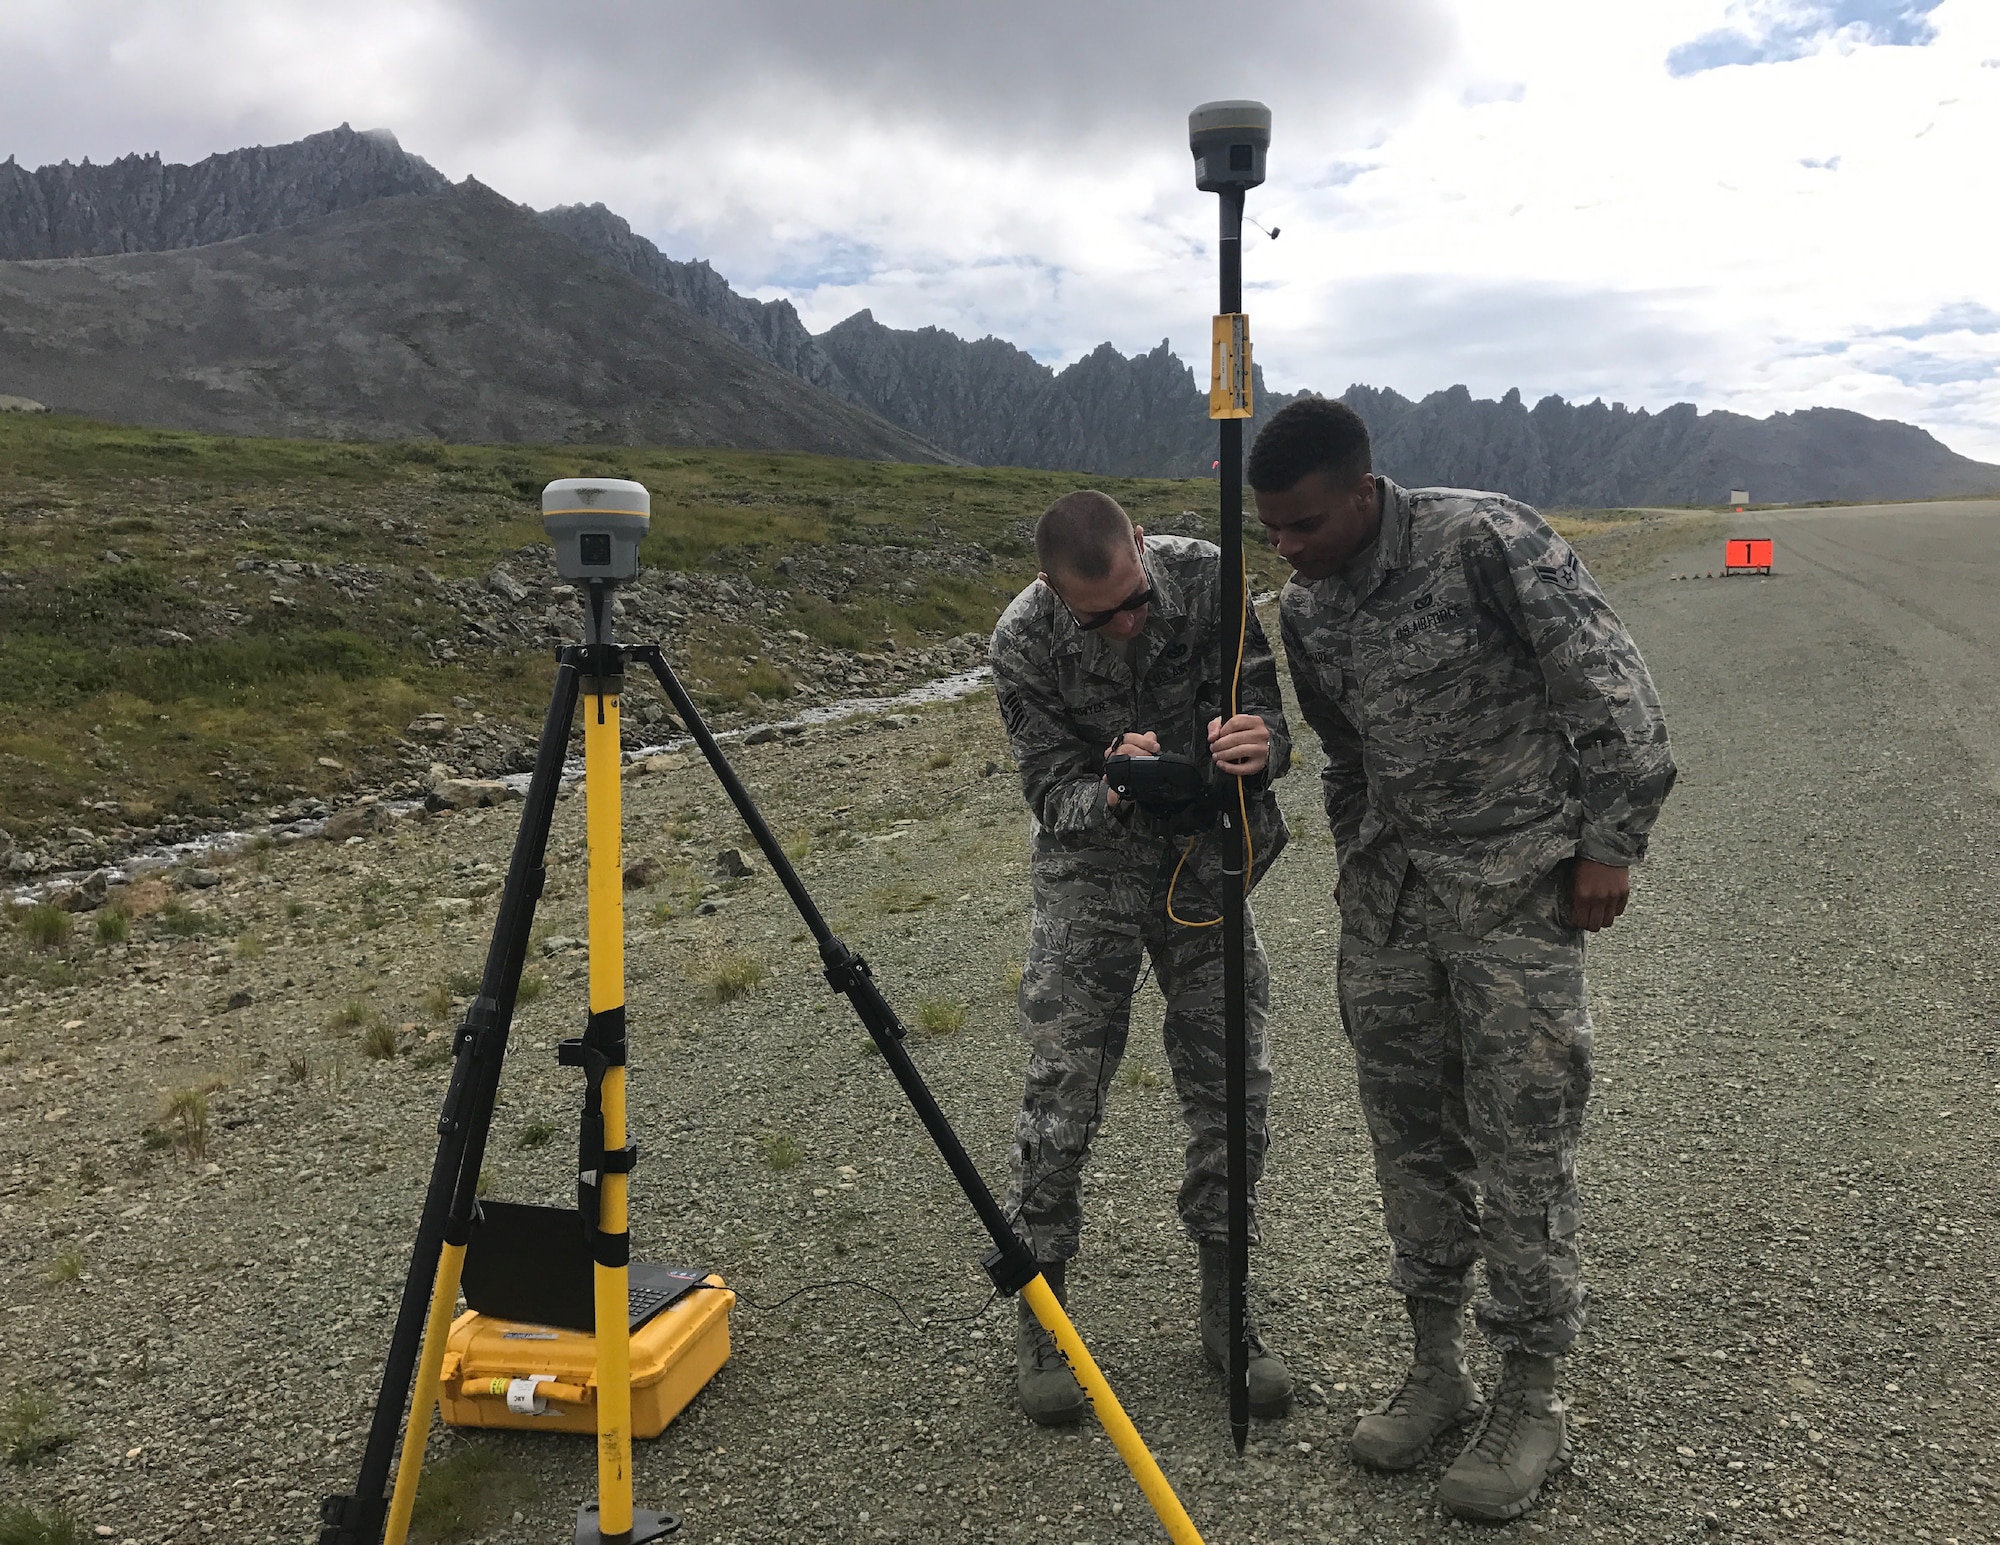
[1724,539,1773,574]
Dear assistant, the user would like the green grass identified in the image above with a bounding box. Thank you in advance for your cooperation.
[517,1119,558,1149]
[0,412,1283,843]
[155,898,219,937]
[0,1506,82,1545]
[407,1442,534,1543]
[760,1132,803,1171]
[420,982,455,1020]
[18,905,68,950]
[872,881,938,915]
[159,1086,211,1158]
[331,997,374,1029]
[915,997,968,1036]
[44,1249,82,1286]
[361,1019,400,1060]
[514,970,545,1004]
[1,1386,71,1467]
[703,952,766,1003]
[93,908,129,944]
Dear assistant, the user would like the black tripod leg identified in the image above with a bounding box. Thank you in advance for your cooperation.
[320,655,582,1545]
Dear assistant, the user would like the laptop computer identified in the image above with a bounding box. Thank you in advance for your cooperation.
[461,1200,709,1334]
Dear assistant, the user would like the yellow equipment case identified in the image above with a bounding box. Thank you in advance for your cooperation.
[437,1276,733,1438]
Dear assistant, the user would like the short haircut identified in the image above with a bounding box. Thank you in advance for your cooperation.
[1247,396,1372,494]
[1035,490,1133,581]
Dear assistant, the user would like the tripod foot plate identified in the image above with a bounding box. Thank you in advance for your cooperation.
[575,1503,678,1544]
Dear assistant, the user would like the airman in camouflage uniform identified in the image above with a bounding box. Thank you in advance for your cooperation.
[1251,398,1674,1520]
[990,489,1294,1425]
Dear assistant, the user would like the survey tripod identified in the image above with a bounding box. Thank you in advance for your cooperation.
[321,480,1208,1545]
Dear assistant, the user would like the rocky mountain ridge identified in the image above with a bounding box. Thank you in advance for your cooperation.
[0,124,449,259]
[535,202,860,403]
[1346,382,2000,507]
[0,180,948,458]
[2,125,1995,501]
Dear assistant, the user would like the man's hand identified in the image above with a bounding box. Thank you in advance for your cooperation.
[1102,731,1160,808]
[1207,714,1270,778]
[1569,858,1630,932]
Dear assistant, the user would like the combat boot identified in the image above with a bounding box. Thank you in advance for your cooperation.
[1436,1351,1570,1521]
[1349,1296,1485,1471]
[1016,1260,1086,1426]
[1197,1244,1293,1419]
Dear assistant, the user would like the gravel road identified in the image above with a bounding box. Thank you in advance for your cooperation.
[3,499,1997,1544]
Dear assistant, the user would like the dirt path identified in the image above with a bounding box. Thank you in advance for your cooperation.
[3,501,1996,1544]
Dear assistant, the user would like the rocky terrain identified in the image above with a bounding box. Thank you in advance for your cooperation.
[0,413,1299,871]
[6,126,1997,503]
[5,502,1997,1545]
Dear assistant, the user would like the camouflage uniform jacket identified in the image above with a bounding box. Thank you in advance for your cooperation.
[992,534,1291,931]
[1279,478,1675,944]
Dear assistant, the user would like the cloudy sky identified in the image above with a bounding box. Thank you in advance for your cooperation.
[5,0,1997,457]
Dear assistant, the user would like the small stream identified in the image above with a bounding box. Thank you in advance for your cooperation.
[9,666,994,905]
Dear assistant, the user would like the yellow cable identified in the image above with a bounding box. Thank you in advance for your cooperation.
[1165,574,1257,929]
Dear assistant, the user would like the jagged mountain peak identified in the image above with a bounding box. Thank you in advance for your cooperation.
[0,124,449,261]
[537,201,859,402]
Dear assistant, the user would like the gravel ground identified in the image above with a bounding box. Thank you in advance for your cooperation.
[4,500,1998,1544]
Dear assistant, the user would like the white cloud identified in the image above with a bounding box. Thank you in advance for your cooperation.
[1666,0,1945,76]
[1,0,1995,459]
[1214,0,2000,456]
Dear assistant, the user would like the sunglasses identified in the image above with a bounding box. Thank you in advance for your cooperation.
[1061,583,1155,632]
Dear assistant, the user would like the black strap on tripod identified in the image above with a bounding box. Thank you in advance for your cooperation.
[561,1006,639,1268]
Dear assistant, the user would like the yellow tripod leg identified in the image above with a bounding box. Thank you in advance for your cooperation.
[584,681,635,1538]
[381,1240,468,1545]
[1021,1275,1206,1545]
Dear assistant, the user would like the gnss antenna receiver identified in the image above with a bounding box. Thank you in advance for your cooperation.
[323,478,1210,1544]
[1190,96,1270,1458]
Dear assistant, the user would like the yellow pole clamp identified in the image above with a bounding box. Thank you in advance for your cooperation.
[1208,313,1253,420]
[1020,1274,1206,1544]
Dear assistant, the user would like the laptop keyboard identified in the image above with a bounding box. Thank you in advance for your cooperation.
[629,1269,708,1330]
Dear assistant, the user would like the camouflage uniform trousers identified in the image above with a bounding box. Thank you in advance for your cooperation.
[1337,863,1593,1356]
[1004,847,1273,1264]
